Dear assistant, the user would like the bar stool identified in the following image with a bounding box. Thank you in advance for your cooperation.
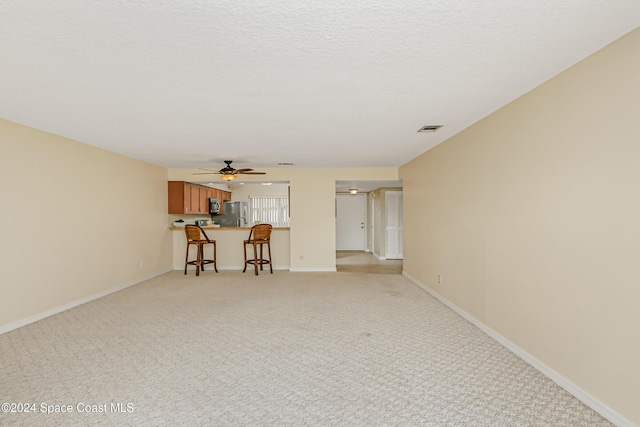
[243,224,273,275]
[184,225,217,276]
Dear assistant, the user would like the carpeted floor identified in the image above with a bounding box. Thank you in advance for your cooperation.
[0,259,611,426]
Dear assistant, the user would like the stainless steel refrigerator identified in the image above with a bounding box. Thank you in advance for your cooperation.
[215,201,249,227]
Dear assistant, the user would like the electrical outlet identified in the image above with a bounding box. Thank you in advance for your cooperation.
[438,274,442,284]
[139,260,143,269]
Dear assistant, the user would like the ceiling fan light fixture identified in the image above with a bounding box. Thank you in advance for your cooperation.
[222,174,237,181]
[349,188,358,194]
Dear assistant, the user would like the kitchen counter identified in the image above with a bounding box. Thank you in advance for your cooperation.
[168,226,289,231]
[170,226,290,271]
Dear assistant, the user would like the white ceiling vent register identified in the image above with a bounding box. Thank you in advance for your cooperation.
[417,125,443,133]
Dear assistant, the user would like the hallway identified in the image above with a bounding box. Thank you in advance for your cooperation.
[336,251,402,275]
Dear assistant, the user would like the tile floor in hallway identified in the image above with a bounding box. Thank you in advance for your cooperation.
[336,251,403,275]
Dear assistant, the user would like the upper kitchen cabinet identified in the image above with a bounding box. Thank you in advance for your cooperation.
[190,184,207,213]
[219,190,231,213]
[168,181,193,214]
[168,181,232,214]
[168,181,206,214]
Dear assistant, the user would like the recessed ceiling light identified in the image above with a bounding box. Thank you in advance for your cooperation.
[417,125,443,133]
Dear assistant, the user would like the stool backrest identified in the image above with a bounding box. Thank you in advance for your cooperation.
[248,224,272,241]
[185,224,212,242]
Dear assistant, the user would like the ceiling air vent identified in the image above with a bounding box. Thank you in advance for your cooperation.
[417,125,443,133]
[277,162,295,166]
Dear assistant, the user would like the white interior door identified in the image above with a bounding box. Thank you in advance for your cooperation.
[336,194,366,250]
[385,190,403,259]
[368,192,374,252]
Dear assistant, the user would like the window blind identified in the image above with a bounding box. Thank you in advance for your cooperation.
[249,196,290,227]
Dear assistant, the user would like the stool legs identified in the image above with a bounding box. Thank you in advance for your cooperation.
[243,241,273,275]
[196,244,201,276]
[198,242,217,274]
[185,242,201,275]
[212,242,218,272]
[243,242,249,273]
[253,242,259,275]
[259,244,264,271]
[185,242,217,276]
[184,243,190,275]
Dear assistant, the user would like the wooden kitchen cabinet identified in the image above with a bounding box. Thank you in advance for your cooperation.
[168,181,233,215]
[189,184,201,213]
[220,190,232,214]
[207,188,216,201]
[209,188,231,214]
[168,181,190,214]
[168,181,213,214]
[220,190,231,206]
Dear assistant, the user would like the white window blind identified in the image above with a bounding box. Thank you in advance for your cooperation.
[249,196,290,227]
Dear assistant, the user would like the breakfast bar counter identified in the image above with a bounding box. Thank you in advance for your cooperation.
[169,226,290,271]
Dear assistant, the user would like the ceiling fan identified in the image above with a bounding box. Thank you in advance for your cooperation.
[193,160,266,181]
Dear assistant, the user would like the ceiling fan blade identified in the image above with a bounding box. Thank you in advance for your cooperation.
[234,168,254,173]
[193,168,222,175]
[239,171,266,175]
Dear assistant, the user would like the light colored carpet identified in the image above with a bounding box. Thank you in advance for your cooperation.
[0,266,611,426]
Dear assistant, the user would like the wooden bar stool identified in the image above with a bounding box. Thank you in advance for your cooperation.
[184,225,218,276]
[243,224,273,275]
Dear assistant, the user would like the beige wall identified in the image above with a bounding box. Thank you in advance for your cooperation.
[0,119,173,329]
[170,168,399,271]
[400,28,640,424]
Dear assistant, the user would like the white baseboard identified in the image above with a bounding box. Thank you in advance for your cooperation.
[402,271,635,427]
[373,253,386,260]
[289,267,337,272]
[0,269,173,336]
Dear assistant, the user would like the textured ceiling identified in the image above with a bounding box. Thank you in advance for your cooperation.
[1,1,639,169]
